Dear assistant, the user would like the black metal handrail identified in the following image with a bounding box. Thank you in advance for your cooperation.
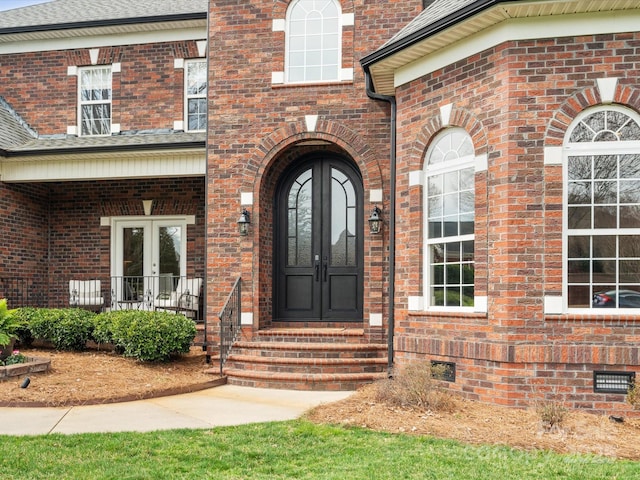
[219,277,241,375]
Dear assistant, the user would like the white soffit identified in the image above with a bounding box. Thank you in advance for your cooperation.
[395,9,640,90]
[0,150,205,182]
[369,2,640,95]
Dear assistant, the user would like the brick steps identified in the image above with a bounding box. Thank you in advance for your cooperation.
[222,328,388,391]
[223,369,387,391]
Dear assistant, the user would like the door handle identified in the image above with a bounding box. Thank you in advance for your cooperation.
[323,256,328,282]
[315,256,320,282]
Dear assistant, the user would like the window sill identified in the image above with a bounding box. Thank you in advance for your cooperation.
[272,80,354,89]
[407,310,487,319]
[545,312,640,322]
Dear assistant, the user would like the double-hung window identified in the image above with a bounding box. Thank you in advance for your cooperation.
[286,0,340,83]
[565,106,640,310]
[185,60,207,132]
[424,129,475,308]
[79,66,112,136]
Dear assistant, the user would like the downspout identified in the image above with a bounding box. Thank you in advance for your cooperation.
[203,7,211,363]
[364,70,396,376]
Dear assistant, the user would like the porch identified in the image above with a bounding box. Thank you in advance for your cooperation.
[2,276,388,391]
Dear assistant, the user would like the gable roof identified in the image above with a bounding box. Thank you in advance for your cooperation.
[0,0,207,33]
[362,0,640,95]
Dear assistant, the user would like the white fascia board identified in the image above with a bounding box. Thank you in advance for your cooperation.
[0,27,206,54]
[395,10,640,89]
[1,151,205,182]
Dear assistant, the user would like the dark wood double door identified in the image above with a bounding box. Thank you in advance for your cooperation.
[275,155,364,322]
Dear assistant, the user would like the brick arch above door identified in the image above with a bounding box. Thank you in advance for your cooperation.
[241,118,383,196]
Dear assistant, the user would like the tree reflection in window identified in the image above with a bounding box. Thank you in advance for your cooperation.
[565,107,640,308]
[425,128,475,308]
[287,169,313,266]
[331,168,356,266]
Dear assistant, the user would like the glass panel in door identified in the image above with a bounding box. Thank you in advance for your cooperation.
[156,225,182,295]
[122,227,145,302]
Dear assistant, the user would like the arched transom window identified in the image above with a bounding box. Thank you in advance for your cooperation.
[565,106,640,310]
[286,0,341,83]
[424,128,475,309]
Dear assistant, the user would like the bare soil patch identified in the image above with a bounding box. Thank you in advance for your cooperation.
[0,347,221,407]
[306,383,640,461]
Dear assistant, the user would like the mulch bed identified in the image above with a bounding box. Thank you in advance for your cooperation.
[0,347,223,407]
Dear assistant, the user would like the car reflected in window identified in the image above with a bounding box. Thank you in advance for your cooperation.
[593,289,640,308]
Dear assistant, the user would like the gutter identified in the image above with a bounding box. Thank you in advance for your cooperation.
[360,0,498,68]
[363,67,396,376]
[0,13,207,36]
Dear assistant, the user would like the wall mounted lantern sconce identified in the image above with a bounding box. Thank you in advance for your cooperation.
[368,206,382,234]
[237,208,251,236]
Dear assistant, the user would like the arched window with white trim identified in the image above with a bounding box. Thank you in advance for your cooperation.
[423,128,475,309]
[564,106,640,310]
[285,0,341,83]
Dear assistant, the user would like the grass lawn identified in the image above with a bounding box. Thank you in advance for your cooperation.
[1,420,638,479]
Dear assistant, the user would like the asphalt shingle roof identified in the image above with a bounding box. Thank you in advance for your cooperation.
[8,131,206,155]
[0,97,37,151]
[379,0,479,51]
[0,0,207,31]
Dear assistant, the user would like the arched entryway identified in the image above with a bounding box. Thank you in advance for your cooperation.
[274,153,364,323]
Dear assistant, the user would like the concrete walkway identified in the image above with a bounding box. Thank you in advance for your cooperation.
[0,385,353,436]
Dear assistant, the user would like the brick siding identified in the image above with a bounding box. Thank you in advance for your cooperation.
[205,0,423,347]
[393,33,640,413]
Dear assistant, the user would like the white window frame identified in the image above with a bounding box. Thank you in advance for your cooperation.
[184,59,207,132]
[285,0,342,84]
[563,105,640,313]
[78,65,112,136]
[422,128,476,311]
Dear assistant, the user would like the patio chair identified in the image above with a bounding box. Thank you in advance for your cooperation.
[69,279,105,311]
[154,277,202,319]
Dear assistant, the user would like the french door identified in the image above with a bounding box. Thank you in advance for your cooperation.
[275,156,364,322]
[112,218,187,306]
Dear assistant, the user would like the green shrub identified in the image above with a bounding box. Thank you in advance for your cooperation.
[95,310,196,362]
[92,311,118,346]
[28,308,96,351]
[10,307,38,346]
[0,299,25,348]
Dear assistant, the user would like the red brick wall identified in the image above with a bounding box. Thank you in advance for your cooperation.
[0,182,49,306]
[206,0,422,346]
[0,41,202,134]
[393,32,640,413]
